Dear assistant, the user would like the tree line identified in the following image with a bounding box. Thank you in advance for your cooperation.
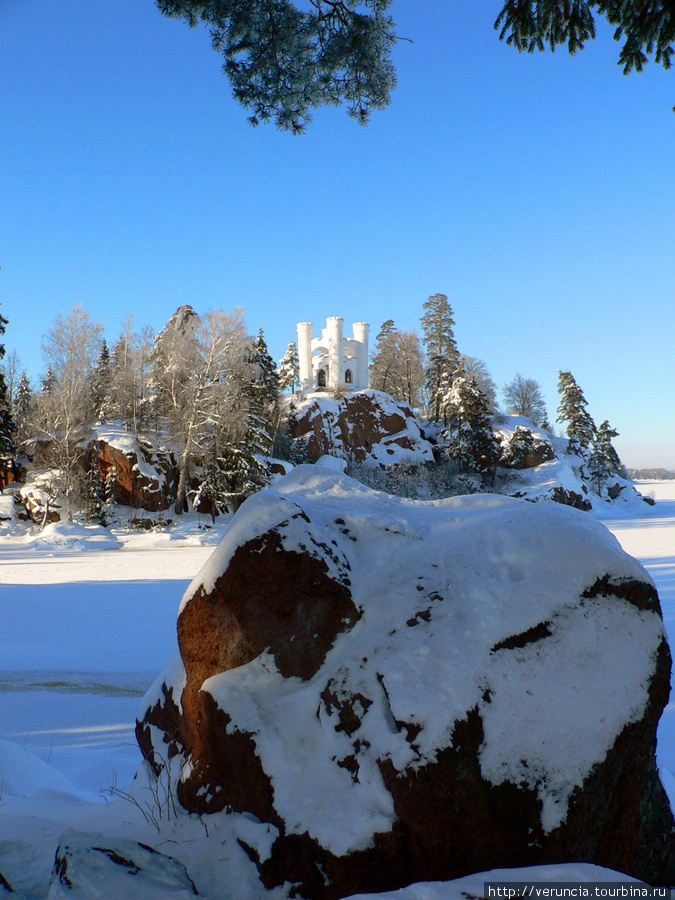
[2,303,281,520]
[0,294,627,519]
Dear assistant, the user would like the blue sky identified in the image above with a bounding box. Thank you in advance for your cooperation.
[1,1,674,467]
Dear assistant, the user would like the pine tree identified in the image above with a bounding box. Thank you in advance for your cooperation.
[278,341,300,394]
[556,371,596,454]
[420,293,459,422]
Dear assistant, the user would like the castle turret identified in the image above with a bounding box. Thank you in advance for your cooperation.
[296,322,314,393]
[351,322,370,390]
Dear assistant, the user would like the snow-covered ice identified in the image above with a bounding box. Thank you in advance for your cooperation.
[0,481,673,898]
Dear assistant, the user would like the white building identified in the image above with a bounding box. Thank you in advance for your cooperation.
[297,317,370,393]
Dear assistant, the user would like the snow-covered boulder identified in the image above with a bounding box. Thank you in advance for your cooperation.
[47,832,200,899]
[19,470,64,523]
[137,467,674,898]
[288,390,434,466]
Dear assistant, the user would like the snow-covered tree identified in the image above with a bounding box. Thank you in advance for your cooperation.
[278,340,299,394]
[588,420,627,492]
[150,304,200,430]
[0,307,16,457]
[420,294,460,422]
[34,304,103,519]
[2,350,23,412]
[503,373,547,424]
[557,370,596,455]
[91,339,112,421]
[14,371,32,447]
[442,373,500,476]
[108,317,154,431]
[82,467,107,525]
[499,425,538,468]
[171,308,250,514]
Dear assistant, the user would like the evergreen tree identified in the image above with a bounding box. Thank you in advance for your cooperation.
[14,371,32,446]
[556,370,596,454]
[253,329,280,411]
[592,420,627,481]
[0,307,16,456]
[41,365,58,395]
[82,467,107,525]
[158,0,397,132]
[420,293,459,422]
[442,373,500,476]
[278,340,299,394]
[92,339,112,421]
[215,332,280,511]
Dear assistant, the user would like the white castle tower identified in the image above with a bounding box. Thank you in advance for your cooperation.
[297,317,370,393]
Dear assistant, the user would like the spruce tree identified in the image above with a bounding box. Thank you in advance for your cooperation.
[443,373,500,476]
[14,371,32,446]
[41,365,58,395]
[593,420,626,479]
[92,339,113,421]
[82,467,107,525]
[420,293,459,422]
[556,371,596,454]
[278,340,299,394]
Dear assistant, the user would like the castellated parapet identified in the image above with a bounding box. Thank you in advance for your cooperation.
[297,317,369,392]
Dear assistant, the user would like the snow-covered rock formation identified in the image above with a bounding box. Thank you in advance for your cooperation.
[288,390,434,466]
[137,467,674,898]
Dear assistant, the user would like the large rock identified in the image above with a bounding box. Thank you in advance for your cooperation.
[288,390,434,466]
[137,467,674,899]
[87,427,176,512]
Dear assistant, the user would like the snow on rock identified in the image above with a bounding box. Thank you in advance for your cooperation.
[46,831,201,899]
[288,390,434,466]
[494,418,647,515]
[19,470,64,524]
[138,466,674,898]
[27,522,122,551]
[87,424,175,512]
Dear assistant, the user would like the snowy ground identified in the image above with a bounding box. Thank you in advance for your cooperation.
[0,483,673,897]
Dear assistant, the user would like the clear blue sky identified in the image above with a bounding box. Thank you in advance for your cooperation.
[1,1,674,468]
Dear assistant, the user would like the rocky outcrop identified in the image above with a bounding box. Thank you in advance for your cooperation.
[498,424,556,469]
[86,429,175,512]
[138,467,674,898]
[288,390,434,466]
